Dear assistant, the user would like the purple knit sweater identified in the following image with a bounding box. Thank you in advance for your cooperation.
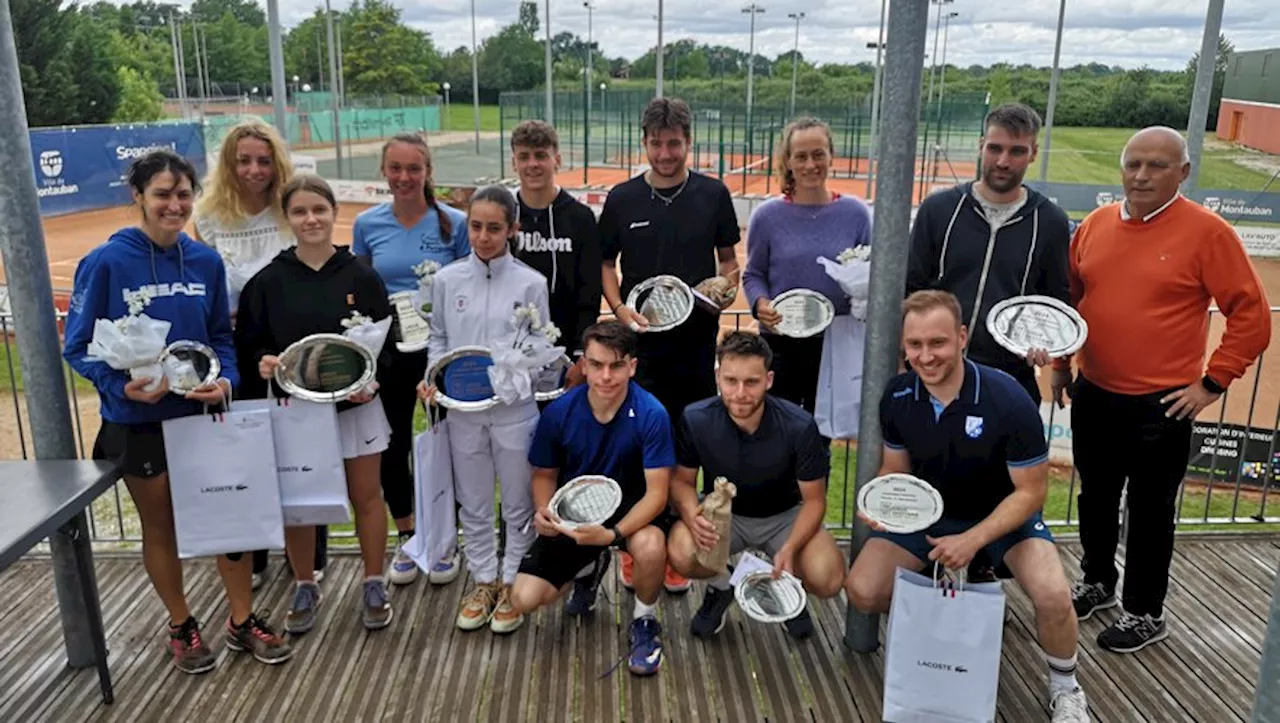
[743,194,873,318]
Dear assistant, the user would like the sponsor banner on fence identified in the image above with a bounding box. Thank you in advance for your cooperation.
[1040,402,1074,465]
[329,179,394,205]
[31,123,207,217]
[291,154,318,174]
[1026,181,1280,225]
[1187,422,1280,487]
[1235,225,1280,258]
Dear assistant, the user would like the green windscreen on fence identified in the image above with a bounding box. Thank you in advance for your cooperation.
[201,103,442,152]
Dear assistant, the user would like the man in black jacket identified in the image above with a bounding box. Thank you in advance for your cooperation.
[906,103,1072,404]
[511,120,604,385]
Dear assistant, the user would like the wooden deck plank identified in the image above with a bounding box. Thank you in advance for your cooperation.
[2,537,1272,722]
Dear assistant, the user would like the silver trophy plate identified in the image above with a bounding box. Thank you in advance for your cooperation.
[390,291,431,353]
[735,571,807,623]
[625,275,694,332]
[549,475,624,530]
[857,473,944,534]
[425,345,501,412]
[769,289,835,338]
[986,295,1088,358]
[274,333,377,404]
[533,353,575,403]
[159,341,221,396]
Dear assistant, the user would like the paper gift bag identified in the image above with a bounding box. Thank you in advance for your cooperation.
[163,407,285,559]
[400,413,457,571]
[815,315,866,440]
[694,477,736,575]
[882,567,1006,723]
[239,397,351,526]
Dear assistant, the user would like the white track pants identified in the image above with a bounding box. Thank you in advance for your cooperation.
[447,403,539,585]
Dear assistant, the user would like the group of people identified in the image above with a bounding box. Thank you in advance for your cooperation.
[59,91,1270,722]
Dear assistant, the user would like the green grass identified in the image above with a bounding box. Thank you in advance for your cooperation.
[440,103,501,133]
[0,335,94,394]
[1045,127,1276,191]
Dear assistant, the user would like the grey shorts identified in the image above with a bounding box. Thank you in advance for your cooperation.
[729,506,801,558]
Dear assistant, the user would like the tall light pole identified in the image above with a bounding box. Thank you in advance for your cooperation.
[1039,0,1068,182]
[324,0,342,178]
[1185,0,1225,194]
[544,0,553,121]
[442,81,451,130]
[865,0,889,198]
[470,0,481,153]
[584,1,594,113]
[265,0,288,137]
[925,0,954,109]
[656,0,664,98]
[787,12,805,118]
[742,3,765,131]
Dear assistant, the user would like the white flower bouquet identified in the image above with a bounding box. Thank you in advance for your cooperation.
[816,245,872,321]
[340,310,393,358]
[487,302,567,405]
[85,288,172,392]
[411,259,442,319]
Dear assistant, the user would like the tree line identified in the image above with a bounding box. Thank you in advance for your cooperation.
[13,0,1232,131]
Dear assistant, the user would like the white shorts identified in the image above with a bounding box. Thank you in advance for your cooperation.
[338,396,392,460]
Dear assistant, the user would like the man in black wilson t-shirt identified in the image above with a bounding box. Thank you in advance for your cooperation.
[599,96,742,595]
[666,332,846,640]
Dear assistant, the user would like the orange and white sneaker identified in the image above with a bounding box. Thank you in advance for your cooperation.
[618,551,635,590]
[489,584,524,634]
[664,564,691,593]
[456,582,498,631]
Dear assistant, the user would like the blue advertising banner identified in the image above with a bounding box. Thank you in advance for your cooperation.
[1026,181,1280,224]
[30,123,207,217]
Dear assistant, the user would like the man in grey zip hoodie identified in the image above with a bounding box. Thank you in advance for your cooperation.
[906,103,1072,405]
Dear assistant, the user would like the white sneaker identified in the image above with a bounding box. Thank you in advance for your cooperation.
[251,573,265,591]
[429,552,461,585]
[1050,686,1089,723]
[389,542,420,586]
[314,569,325,584]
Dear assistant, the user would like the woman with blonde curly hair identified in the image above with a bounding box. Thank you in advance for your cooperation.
[194,118,297,315]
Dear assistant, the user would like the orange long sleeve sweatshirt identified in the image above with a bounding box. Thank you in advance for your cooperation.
[1054,196,1271,395]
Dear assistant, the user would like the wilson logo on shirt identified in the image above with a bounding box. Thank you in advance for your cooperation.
[965,416,984,439]
[517,231,572,253]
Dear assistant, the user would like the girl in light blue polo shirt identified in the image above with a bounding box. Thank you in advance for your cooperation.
[352,133,469,588]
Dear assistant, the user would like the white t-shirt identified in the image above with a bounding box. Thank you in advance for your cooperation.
[194,208,294,311]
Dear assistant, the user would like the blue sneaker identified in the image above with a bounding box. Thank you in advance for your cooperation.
[627,617,663,676]
[389,539,419,586]
[429,551,461,585]
[566,550,611,617]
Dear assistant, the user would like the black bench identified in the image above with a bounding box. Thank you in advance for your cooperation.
[0,460,121,704]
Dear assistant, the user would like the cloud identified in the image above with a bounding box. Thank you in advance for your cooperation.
[268,0,1280,71]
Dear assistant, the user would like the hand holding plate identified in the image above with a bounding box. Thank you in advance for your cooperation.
[755,297,783,327]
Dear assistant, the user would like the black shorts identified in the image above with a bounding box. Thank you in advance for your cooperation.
[518,511,677,589]
[93,421,168,478]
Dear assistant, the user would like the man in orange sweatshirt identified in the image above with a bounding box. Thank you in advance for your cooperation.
[1051,126,1271,654]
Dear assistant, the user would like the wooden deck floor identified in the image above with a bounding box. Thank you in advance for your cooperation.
[0,537,1274,722]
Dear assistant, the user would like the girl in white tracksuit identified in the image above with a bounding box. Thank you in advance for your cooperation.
[420,185,549,635]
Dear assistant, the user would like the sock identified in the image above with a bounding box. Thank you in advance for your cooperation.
[1045,652,1079,695]
[708,573,731,591]
[633,598,657,620]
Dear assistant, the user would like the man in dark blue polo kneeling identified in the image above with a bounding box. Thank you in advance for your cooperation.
[844,289,1088,723]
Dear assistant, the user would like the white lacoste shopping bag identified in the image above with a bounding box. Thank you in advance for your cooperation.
[815,315,865,440]
[401,414,457,571]
[238,397,351,526]
[163,406,285,559]
[882,567,1006,723]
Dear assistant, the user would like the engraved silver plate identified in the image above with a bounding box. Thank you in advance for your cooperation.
[424,345,500,412]
[769,289,836,338]
[857,473,944,534]
[533,353,575,403]
[158,341,221,396]
[274,333,377,404]
[625,275,694,332]
[390,291,431,353]
[735,571,807,623]
[986,295,1088,358]
[548,475,623,530]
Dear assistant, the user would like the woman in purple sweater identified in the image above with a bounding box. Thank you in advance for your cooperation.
[743,118,873,415]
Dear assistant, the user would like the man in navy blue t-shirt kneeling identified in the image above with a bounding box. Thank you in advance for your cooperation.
[667,331,846,641]
[844,290,1088,722]
[509,321,675,677]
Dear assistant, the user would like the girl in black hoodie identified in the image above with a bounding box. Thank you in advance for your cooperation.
[235,175,397,634]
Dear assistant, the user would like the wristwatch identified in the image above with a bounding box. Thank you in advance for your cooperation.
[610,526,625,548]
[1201,375,1225,395]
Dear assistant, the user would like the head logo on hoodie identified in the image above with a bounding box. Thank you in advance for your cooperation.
[121,282,206,302]
[516,230,572,254]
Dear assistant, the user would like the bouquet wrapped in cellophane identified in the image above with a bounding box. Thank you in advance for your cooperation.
[85,288,172,392]
[816,245,872,320]
[488,302,566,406]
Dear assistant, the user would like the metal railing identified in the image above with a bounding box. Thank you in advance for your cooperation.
[2,307,1277,544]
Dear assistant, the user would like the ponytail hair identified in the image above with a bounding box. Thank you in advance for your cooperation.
[381,132,453,241]
[774,116,834,198]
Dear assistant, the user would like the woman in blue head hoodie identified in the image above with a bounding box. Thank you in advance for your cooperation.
[63,150,292,675]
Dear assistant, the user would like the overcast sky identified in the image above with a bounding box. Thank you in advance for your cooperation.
[271,0,1277,72]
